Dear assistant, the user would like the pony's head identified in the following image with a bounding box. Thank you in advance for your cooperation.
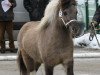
[42,0,77,24]
[59,0,77,22]
[40,0,84,37]
[59,0,85,37]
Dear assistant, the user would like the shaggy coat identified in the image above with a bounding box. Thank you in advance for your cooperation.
[17,0,78,75]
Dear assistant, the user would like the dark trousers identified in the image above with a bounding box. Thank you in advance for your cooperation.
[0,21,15,49]
[29,11,43,21]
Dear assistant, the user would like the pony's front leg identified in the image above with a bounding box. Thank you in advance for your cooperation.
[44,64,54,75]
[63,60,74,75]
[30,71,36,75]
[21,71,30,75]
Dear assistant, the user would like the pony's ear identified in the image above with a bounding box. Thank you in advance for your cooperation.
[61,0,70,3]
[60,0,70,9]
[61,0,75,4]
[61,0,70,4]
[61,0,76,9]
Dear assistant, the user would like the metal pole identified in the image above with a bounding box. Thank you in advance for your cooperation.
[85,0,89,30]
[96,0,99,8]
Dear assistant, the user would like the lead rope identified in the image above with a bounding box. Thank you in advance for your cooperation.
[89,23,100,47]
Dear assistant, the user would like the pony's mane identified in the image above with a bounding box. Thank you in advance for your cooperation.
[38,0,60,28]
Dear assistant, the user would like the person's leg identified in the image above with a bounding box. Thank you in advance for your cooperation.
[0,21,6,53]
[6,21,15,51]
[29,13,35,21]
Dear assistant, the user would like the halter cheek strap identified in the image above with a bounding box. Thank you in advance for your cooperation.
[59,9,77,27]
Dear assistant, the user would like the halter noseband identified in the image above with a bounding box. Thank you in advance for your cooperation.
[59,9,77,27]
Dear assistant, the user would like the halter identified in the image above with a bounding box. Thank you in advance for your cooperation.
[59,9,77,27]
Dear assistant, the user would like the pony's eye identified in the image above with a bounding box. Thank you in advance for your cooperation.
[63,11,67,15]
[72,3,77,6]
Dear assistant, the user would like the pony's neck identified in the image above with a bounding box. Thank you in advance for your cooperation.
[49,18,71,37]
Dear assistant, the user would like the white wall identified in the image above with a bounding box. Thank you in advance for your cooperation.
[13,0,30,22]
[76,0,84,5]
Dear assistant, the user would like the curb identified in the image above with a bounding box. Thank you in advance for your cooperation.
[0,52,100,61]
[74,53,100,58]
[0,56,17,61]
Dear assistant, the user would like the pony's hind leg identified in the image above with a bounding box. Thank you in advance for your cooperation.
[17,49,35,75]
[63,60,74,75]
[45,65,54,75]
[17,50,29,75]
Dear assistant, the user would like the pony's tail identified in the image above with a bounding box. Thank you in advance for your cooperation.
[17,50,27,75]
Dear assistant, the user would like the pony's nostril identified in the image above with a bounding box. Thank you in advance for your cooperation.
[71,16,77,20]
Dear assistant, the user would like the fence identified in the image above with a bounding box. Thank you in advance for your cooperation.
[77,0,100,32]
[85,0,98,30]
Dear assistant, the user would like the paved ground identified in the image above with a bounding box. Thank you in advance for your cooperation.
[0,58,100,75]
[0,47,100,75]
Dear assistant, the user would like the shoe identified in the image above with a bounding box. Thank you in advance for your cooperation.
[10,48,17,53]
[1,49,5,53]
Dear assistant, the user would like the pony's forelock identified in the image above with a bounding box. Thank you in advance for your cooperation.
[44,0,59,20]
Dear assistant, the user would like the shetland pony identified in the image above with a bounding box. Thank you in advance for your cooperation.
[17,0,79,75]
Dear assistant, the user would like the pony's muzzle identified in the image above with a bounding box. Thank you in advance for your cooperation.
[69,21,85,38]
